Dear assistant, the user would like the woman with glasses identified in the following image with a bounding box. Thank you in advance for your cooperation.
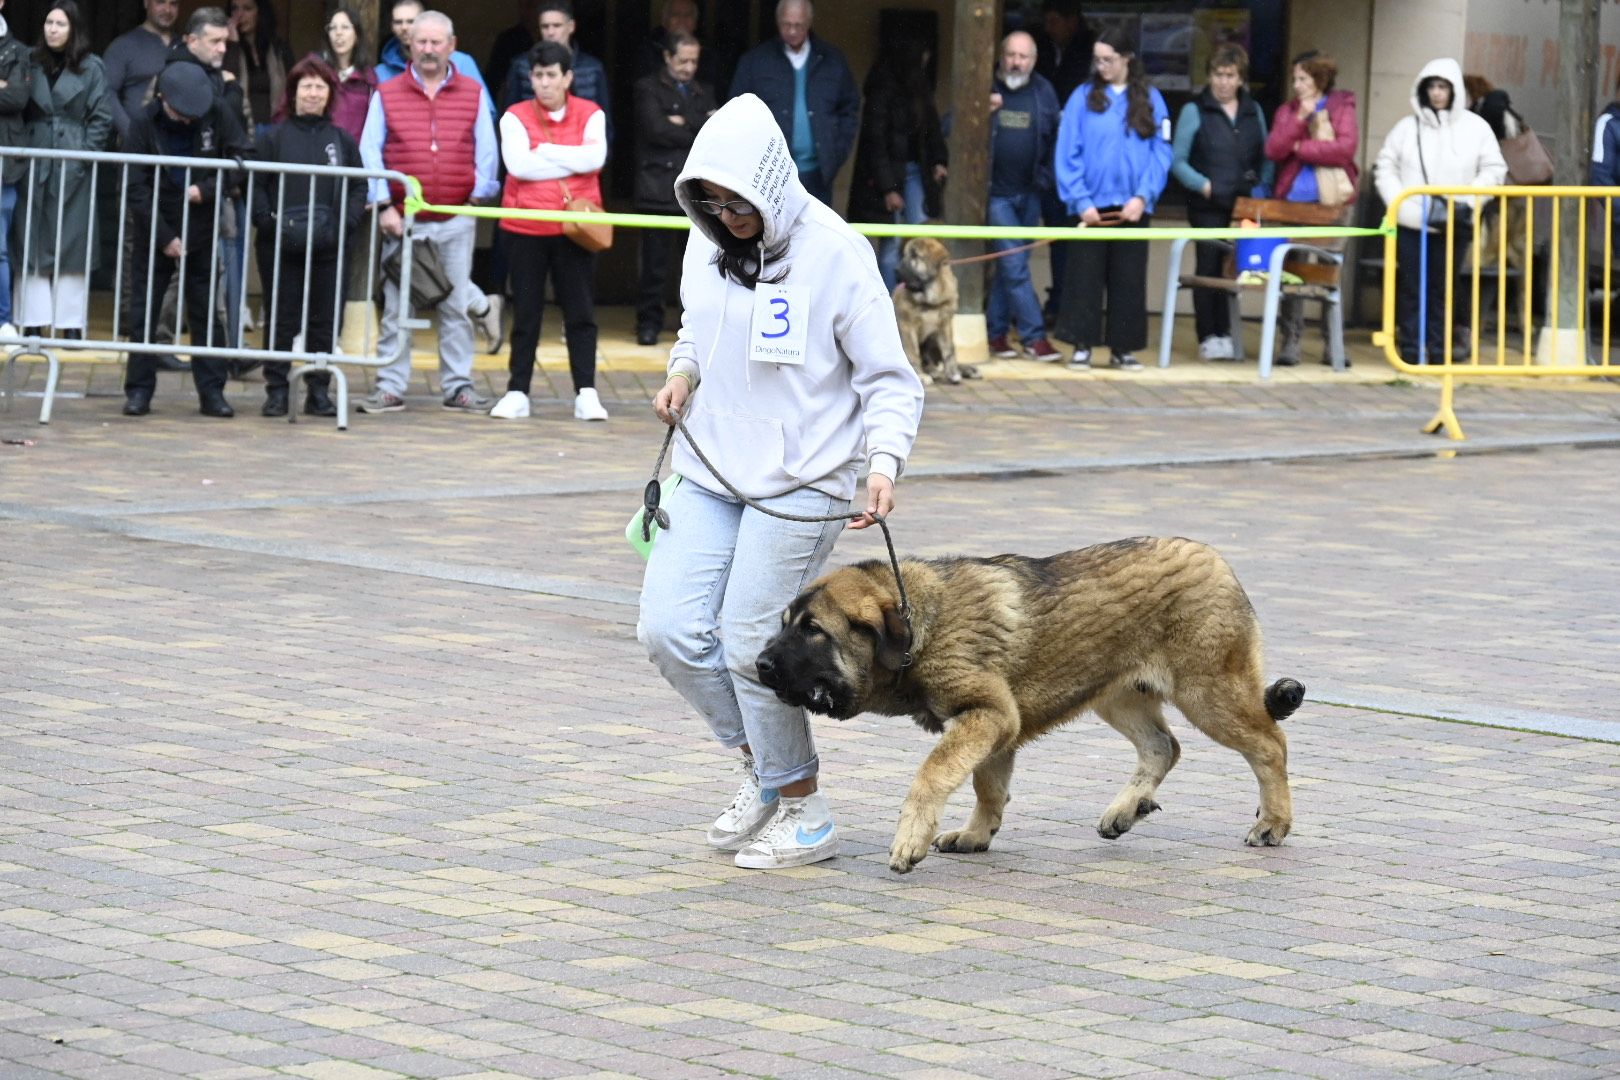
[637,93,924,871]
[314,6,377,142]
[1052,26,1171,372]
[488,40,608,421]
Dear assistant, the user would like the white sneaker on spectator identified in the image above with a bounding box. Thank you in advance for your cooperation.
[489,390,530,419]
[707,758,779,850]
[476,294,505,353]
[0,322,17,339]
[574,387,608,421]
[734,791,838,869]
[1199,335,1236,361]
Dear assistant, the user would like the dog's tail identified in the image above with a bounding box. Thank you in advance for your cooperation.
[1264,678,1306,721]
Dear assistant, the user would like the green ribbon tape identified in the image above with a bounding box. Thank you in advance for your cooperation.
[401,179,1390,241]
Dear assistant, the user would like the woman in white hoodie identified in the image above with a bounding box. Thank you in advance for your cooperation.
[1375,57,1506,364]
[637,94,925,871]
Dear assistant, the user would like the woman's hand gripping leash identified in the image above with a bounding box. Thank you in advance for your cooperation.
[655,372,892,531]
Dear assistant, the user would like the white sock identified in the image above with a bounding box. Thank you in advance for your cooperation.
[783,790,831,828]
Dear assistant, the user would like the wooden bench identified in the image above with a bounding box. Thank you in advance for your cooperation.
[1158,196,1354,375]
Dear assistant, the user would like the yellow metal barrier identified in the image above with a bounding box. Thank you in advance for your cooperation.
[1376,185,1620,440]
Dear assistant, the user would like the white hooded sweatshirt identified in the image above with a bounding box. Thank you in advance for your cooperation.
[1375,57,1507,232]
[666,93,925,502]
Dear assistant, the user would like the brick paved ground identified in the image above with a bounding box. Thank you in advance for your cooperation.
[2,320,1619,1079]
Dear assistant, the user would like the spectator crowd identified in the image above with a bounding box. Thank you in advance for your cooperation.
[0,0,1584,420]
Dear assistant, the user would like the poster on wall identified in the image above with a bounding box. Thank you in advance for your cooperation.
[1141,14,1195,89]
[1192,9,1253,82]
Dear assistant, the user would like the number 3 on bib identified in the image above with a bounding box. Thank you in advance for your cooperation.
[750,284,808,366]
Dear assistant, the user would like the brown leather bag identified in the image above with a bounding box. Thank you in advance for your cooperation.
[558,177,612,252]
[535,103,612,252]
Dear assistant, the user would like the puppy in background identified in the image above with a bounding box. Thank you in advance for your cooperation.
[893,237,976,385]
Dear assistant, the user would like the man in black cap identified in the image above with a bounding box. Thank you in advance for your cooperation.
[120,60,252,417]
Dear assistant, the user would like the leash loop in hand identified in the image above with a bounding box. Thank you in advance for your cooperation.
[645,411,913,668]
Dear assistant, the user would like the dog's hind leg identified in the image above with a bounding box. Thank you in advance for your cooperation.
[933,747,1016,855]
[1094,689,1181,840]
[1172,667,1292,847]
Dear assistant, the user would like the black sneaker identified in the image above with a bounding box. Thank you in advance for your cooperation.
[1108,353,1144,371]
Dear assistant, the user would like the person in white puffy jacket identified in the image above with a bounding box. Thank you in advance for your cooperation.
[1375,57,1507,363]
[637,93,925,871]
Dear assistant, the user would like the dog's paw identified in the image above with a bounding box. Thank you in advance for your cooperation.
[1245,813,1290,847]
[919,372,934,386]
[946,371,962,385]
[889,823,933,873]
[960,364,981,380]
[1096,797,1160,840]
[932,828,992,854]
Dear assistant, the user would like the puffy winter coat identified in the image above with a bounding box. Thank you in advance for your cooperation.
[1375,57,1507,232]
[1265,88,1358,199]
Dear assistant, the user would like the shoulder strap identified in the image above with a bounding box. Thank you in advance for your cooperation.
[1416,121,1429,185]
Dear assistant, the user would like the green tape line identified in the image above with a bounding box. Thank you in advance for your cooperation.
[402,183,1389,241]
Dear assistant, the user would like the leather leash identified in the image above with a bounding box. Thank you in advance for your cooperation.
[644,412,915,672]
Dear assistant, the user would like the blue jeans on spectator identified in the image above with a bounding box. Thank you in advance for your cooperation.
[985,191,1046,344]
[0,184,16,325]
[223,196,247,346]
[877,162,928,294]
[1040,188,1073,322]
[637,479,849,788]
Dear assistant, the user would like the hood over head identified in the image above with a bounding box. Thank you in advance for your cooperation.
[674,93,809,252]
[1410,57,1468,121]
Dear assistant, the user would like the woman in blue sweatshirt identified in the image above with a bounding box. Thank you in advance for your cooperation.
[1051,27,1171,371]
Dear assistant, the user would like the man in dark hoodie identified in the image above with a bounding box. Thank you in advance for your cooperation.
[0,0,34,337]
[121,60,251,418]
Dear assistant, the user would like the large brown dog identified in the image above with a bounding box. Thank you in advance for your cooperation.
[755,537,1304,873]
[893,237,974,385]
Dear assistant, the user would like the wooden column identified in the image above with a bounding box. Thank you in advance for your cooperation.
[944,0,997,313]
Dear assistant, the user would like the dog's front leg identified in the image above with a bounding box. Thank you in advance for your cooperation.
[890,697,1019,873]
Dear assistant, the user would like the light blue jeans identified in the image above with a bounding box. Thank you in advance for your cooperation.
[985,191,1046,343]
[877,162,929,294]
[638,479,849,787]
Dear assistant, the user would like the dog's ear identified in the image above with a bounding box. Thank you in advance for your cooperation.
[856,596,913,672]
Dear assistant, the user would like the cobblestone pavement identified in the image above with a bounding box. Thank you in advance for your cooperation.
[3,325,1620,1079]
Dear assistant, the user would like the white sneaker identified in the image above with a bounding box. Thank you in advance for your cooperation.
[707,759,780,850]
[477,294,505,353]
[1199,335,1236,361]
[488,389,530,419]
[734,791,838,869]
[573,387,608,421]
[0,322,17,339]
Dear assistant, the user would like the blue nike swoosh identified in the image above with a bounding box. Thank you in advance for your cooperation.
[795,821,834,845]
[760,788,780,804]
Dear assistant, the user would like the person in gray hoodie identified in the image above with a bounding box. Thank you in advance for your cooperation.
[637,93,924,871]
[1375,57,1506,364]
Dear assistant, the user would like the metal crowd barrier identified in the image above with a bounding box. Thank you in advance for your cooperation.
[0,147,422,429]
[1375,185,1620,440]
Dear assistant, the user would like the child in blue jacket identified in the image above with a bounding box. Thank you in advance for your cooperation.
[1052,27,1171,371]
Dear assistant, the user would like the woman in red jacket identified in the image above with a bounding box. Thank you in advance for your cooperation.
[1264,50,1358,365]
[488,40,608,422]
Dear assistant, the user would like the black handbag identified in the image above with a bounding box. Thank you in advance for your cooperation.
[278,203,336,253]
[379,235,454,309]
[1417,127,1475,230]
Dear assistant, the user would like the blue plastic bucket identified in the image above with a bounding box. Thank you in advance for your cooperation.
[1235,235,1285,273]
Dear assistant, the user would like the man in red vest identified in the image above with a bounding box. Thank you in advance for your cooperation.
[357,9,499,413]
